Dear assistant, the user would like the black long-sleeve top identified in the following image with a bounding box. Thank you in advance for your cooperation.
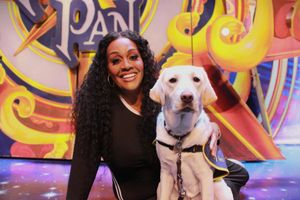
[67,95,160,200]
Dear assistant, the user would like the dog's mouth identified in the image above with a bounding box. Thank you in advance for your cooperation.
[179,107,194,113]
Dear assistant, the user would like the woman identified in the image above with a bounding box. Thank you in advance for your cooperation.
[67,30,248,200]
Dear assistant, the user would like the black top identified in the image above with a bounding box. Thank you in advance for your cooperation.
[67,95,160,200]
[109,95,160,199]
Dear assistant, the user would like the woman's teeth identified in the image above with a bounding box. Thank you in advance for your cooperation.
[122,74,135,79]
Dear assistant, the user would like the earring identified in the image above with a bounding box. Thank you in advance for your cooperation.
[107,75,115,87]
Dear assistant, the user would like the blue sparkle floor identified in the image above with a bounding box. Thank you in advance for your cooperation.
[240,144,300,200]
[0,145,299,200]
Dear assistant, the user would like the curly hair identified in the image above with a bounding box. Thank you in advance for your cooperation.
[72,30,161,164]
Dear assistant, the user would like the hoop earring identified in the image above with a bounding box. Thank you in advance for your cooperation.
[107,75,115,87]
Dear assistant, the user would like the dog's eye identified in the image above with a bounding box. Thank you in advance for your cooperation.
[169,78,177,83]
[193,77,200,82]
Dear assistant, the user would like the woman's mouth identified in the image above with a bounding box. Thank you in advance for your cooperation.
[120,73,137,81]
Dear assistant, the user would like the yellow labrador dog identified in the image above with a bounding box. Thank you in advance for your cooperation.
[150,66,233,200]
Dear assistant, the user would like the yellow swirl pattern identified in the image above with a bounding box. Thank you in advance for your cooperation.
[207,0,274,71]
[167,0,224,55]
[0,86,72,158]
[0,50,70,96]
[0,64,6,84]
[140,0,159,35]
[162,52,192,68]
[167,12,199,54]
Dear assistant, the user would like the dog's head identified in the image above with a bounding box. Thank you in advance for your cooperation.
[150,66,217,135]
[150,65,217,113]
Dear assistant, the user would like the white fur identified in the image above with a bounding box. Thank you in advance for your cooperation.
[150,66,233,200]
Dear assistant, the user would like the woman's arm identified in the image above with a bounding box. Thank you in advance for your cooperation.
[66,137,100,200]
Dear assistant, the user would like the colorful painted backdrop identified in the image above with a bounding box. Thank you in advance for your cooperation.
[0,0,299,161]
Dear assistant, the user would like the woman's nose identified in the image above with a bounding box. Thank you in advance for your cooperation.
[122,59,132,69]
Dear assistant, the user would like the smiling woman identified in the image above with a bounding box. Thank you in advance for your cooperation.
[67,30,162,200]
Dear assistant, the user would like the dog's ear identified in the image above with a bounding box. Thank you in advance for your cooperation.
[150,73,165,105]
[200,68,218,106]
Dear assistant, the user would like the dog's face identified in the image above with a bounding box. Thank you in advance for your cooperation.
[150,65,217,113]
[150,65,217,134]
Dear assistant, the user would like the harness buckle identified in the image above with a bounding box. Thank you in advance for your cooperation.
[174,139,183,153]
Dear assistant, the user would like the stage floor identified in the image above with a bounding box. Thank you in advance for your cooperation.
[0,144,299,200]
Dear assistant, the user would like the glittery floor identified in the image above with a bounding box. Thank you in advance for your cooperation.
[240,144,300,200]
[0,145,299,200]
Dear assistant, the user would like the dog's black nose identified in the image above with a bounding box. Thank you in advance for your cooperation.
[181,92,193,103]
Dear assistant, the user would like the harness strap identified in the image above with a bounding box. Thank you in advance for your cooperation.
[156,140,203,153]
[175,138,185,200]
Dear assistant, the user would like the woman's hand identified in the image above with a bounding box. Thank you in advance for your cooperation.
[209,122,221,157]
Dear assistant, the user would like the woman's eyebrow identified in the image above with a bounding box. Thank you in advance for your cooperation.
[127,49,139,55]
[107,51,120,56]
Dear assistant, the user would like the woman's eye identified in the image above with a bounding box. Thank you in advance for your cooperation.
[111,58,120,65]
[193,77,200,82]
[169,78,177,83]
[130,54,139,60]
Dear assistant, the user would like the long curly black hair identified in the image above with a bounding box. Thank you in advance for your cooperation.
[72,30,161,164]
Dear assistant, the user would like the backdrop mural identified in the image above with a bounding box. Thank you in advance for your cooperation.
[0,0,299,161]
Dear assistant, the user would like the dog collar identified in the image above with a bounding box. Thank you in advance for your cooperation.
[156,140,203,153]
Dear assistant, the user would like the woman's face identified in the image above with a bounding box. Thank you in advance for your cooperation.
[107,37,144,94]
